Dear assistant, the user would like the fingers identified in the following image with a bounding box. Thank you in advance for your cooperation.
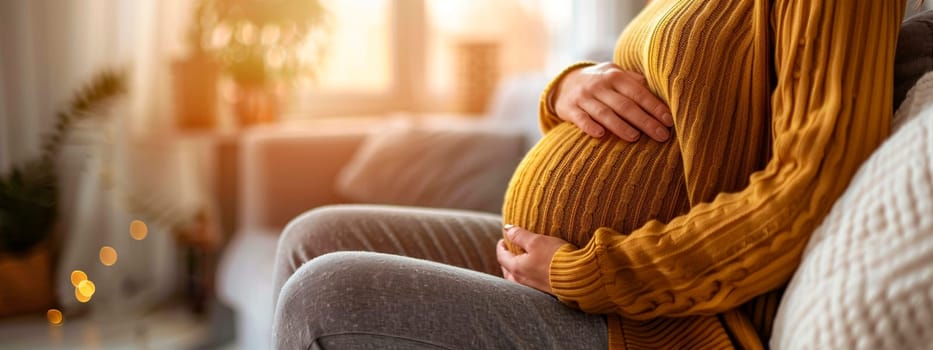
[609,70,674,127]
[497,239,522,284]
[497,234,555,293]
[552,62,673,143]
[562,107,606,138]
[621,70,648,86]
[503,225,538,251]
[501,266,513,280]
[591,90,669,142]
[496,239,518,274]
[579,98,641,142]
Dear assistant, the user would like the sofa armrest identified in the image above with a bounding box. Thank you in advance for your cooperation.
[238,120,380,231]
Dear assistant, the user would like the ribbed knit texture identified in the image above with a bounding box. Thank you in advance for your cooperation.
[502,0,905,349]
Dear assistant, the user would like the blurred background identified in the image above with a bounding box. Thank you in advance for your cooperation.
[1,1,930,349]
[0,0,646,349]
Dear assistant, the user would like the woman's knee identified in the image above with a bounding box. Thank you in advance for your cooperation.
[273,206,361,303]
[273,251,388,348]
[276,251,378,309]
[278,206,353,252]
[275,205,367,271]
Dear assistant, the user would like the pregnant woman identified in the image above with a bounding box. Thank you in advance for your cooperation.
[272,0,906,349]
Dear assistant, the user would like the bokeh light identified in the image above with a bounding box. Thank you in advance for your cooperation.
[99,246,118,266]
[236,21,258,45]
[75,288,91,303]
[130,219,148,240]
[70,270,88,287]
[266,47,287,69]
[260,25,281,46]
[77,280,96,298]
[46,309,63,325]
[211,23,233,49]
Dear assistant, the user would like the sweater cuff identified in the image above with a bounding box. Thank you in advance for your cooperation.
[548,240,617,313]
[539,61,598,133]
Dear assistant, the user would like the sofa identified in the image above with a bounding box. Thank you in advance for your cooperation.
[217,10,933,349]
[216,74,549,349]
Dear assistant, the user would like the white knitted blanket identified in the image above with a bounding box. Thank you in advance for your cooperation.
[771,71,933,349]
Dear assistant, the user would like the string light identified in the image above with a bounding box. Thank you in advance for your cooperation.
[70,270,88,287]
[75,288,91,303]
[77,280,96,298]
[46,309,63,325]
[130,219,148,240]
[71,269,94,302]
[99,246,118,266]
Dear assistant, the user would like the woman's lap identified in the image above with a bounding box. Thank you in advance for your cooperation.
[272,205,607,349]
[275,251,608,349]
[272,204,507,301]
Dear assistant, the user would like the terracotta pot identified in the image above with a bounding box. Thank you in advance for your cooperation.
[0,244,55,318]
[232,84,281,126]
[171,56,220,129]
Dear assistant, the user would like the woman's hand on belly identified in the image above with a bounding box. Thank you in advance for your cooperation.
[551,62,673,142]
[496,224,573,294]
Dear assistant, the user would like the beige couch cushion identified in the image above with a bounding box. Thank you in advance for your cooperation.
[771,72,933,348]
[239,121,378,230]
[337,120,525,214]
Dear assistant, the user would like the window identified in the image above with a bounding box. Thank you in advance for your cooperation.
[292,0,402,117]
[291,0,561,117]
[308,0,392,93]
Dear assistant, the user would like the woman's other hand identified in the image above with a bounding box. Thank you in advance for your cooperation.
[552,62,673,142]
[496,225,572,294]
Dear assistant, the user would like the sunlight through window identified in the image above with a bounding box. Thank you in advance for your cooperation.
[308,0,392,92]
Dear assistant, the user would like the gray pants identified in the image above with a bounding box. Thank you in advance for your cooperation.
[272,205,608,349]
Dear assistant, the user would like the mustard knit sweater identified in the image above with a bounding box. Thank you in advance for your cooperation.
[501,0,905,349]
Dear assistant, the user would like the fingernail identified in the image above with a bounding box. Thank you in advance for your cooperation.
[592,128,605,138]
[655,127,670,141]
[662,113,674,126]
[503,224,514,231]
[626,129,640,141]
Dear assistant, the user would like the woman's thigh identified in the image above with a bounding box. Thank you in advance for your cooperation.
[273,205,505,305]
[274,251,608,350]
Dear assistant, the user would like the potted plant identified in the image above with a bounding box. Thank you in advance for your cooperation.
[0,71,127,317]
[172,0,221,130]
[199,0,328,125]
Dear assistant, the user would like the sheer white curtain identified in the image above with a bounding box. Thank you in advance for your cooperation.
[570,0,643,58]
[0,0,192,169]
[0,0,199,314]
[541,0,644,71]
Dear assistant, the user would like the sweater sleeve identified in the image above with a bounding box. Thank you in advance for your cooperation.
[548,1,905,319]
[538,61,597,134]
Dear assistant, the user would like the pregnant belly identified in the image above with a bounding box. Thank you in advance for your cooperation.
[502,123,690,250]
